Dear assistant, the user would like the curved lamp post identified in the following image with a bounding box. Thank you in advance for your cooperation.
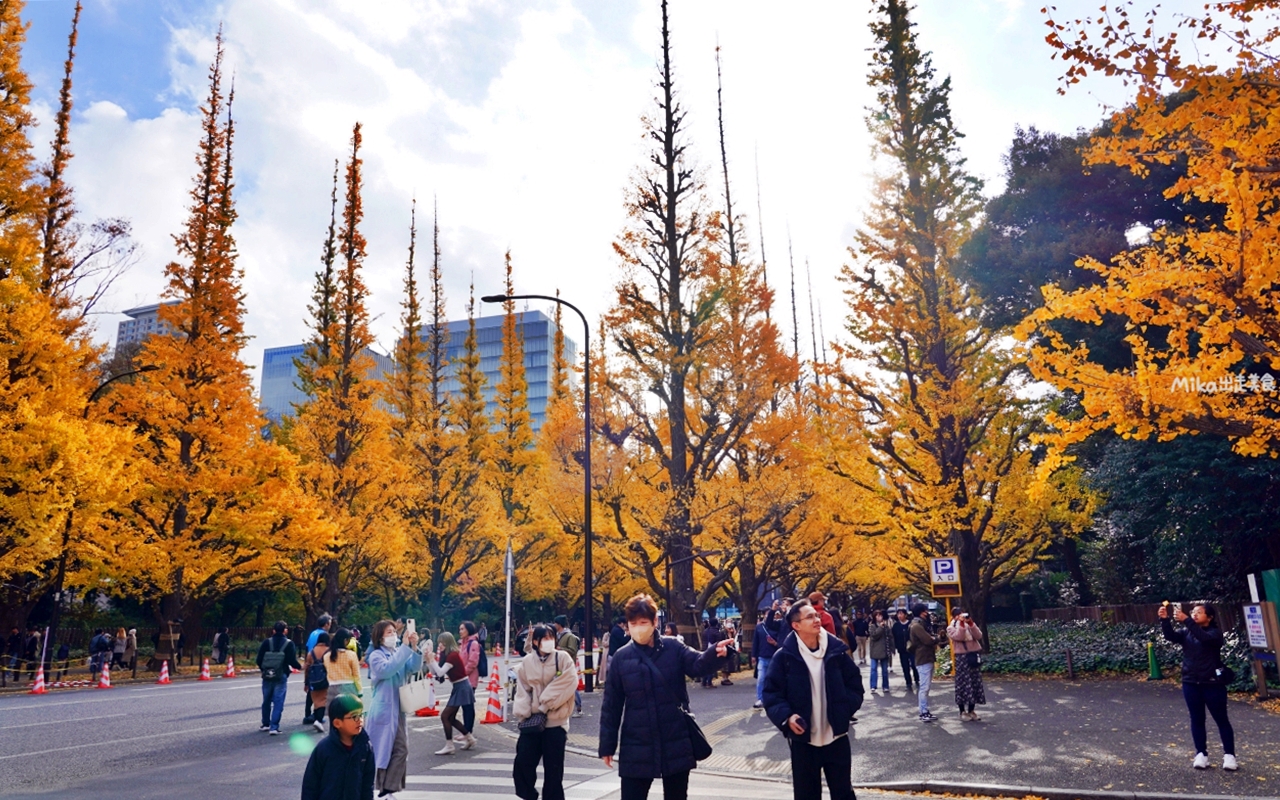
[480,294,595,691]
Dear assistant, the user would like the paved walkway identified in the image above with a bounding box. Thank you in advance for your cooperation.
[495,671,1280,799]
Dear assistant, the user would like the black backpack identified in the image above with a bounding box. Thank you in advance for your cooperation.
[261,637,288,681]
[306,650,329,690]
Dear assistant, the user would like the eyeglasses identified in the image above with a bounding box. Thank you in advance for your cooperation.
[797,612,820,622]
[339,713,364,722]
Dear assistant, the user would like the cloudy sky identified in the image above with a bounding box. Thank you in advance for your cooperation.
[19,0,1131,384]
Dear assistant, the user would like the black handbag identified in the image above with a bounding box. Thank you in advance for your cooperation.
[645,646,713,761]
[518,711,547,732]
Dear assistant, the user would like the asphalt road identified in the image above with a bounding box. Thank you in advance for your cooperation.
[0,677,914,800]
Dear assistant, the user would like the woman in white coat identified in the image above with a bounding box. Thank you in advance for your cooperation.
[366,619,422,799]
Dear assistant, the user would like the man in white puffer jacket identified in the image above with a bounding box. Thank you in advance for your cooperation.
[512,624,579,800]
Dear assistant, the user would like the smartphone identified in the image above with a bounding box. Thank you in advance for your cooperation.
[406,619,416,637]
[794,717,807,734]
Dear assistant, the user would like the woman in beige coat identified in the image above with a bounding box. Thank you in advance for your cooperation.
[512,624,578,800]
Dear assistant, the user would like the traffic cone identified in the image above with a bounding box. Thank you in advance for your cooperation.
[413,678,440,717]
[156,660,171,684]
[578,651,585,691]
[97,661,112,689]
[223,655,236,678]
[480,669,504,723]
[198,658,211,681]
[29,665,47,695]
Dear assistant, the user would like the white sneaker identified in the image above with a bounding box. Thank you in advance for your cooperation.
[460,734,477,751]
[1223,754,1238,771]
[435,742,456,755]
[1193,752,1209,770]
[313,720,325,733]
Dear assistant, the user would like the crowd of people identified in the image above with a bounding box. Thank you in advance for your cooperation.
[286,590,1239,800]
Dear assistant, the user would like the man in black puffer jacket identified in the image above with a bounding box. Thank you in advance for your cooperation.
[599,594,730,800]
[763,599,864,800]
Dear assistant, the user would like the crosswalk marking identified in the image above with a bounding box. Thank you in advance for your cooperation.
[429,762,604,775]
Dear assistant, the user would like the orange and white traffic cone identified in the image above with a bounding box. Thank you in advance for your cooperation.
[198,658,211,681]
[413,677,440,717]
[223,655,236,678]
[29,665,47,695]
[578,651,585,691]
[156,660,171,684]
[97,661,112,689]
[480,669,504,723]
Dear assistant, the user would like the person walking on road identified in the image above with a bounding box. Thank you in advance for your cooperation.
[325,628,363,706]
[458,621,483,737]
[867,611,891,693]
[513,624,578,800]
[424,632,476,755]
[851,611,869,666]
[257,621,303,735]
[752,609,782,709]
[891,610,916,691]
[305,615,335,725]
[1160,603,1238,772]
[305,632,333,733]
[553,615,583,718]
[366,619,422,798]
[301,693,375,800]
[762,599,864,800]
[599,594,730,800]
[946,609,986,721]
[907,605,944,723]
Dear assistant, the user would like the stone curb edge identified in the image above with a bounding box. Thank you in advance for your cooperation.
[488,727,1280,800]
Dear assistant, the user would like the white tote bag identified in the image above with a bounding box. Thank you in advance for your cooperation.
[398,670,434,714]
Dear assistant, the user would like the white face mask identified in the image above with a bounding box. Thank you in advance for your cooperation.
[629,622,655,645]
[383,634,399,649]
[539,639,555,655]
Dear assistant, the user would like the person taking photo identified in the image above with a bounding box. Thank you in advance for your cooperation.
[1160,602,1238,772]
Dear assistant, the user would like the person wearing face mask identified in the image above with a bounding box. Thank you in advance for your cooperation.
[365,618,422,800]
[599,594,731,800]
[424,632,475,755]
[458,621,483,738]
[512,624,579,800]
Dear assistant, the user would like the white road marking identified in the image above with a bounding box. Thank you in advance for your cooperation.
[0,720,251,761]
[3,713,127,729]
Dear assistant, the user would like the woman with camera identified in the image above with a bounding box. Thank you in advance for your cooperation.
[512,624,578,800]
[1160,602,1237,771]
[946,609,986,721]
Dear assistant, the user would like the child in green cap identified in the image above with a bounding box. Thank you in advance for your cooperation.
[302,694,374,800]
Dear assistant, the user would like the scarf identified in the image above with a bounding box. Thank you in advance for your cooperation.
[800,631,836,746]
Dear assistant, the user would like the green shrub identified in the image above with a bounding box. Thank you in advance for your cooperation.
[935,620,1256,691]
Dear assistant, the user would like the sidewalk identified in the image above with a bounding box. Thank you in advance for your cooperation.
[504,670,1280,799]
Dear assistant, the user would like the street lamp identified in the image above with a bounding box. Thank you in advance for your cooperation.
[480,293,597,691]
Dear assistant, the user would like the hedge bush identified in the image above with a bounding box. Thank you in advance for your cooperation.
[935,620,1259,691]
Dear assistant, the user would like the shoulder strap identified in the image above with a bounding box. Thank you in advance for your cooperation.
[639,642,691,711]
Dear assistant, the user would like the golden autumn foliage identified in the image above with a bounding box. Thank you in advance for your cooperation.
[98,37,310,636]
[825,0,1095,631]
[278,123,404,623]
[1027,3,1280,465]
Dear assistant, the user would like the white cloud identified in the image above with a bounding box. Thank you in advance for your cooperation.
[59,0,1139,384]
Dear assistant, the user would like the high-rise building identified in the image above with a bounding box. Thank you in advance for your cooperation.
[257,310,576,431]
[259,344,394,426]
[115,301,180,350]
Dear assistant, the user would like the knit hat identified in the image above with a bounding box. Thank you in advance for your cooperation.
[329,694,363,721]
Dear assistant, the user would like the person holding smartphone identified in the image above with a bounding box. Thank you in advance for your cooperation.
[1160,602,1238,772]
[946,609,986,721]
[761,599,864,800]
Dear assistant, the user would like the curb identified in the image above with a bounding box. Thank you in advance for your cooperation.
[490,727,1278,800]
[855,781,1279,800]
[0,668,262,694]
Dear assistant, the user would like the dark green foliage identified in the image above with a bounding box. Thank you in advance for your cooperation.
[939,621,1259,691]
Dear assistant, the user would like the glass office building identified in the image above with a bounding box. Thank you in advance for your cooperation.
[259,344,394,426]
[258,310,575,432]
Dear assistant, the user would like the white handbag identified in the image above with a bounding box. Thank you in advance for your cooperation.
[398,670,434,714]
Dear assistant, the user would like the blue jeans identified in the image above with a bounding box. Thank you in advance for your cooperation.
[756,657,771,703]
[870,657,889,689]
[916,663,934,715]
[261,679,287,730]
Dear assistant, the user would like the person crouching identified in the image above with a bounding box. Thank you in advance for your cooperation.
[302,694,374,800]
[762,598,865,800]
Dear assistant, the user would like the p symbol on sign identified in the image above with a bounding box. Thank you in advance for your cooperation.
[937,560,955,574]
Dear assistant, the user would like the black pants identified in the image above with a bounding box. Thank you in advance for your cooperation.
[896,647,917,687]
[790,736,855,800]
[1182,682,1235,756]
[462,701,476,734]
[513,726,566,800]
[303,687,313,722]
[619,770,688,800]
